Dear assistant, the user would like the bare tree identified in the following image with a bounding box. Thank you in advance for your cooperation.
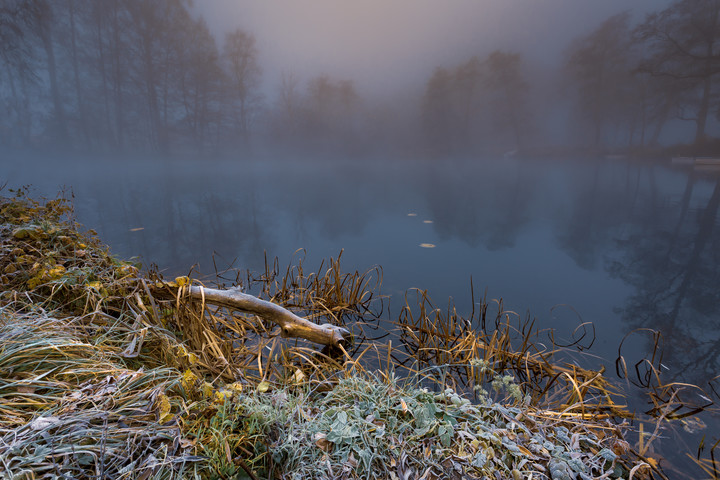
[24,0,70,144]
[565,12,640,148]
[222,29,261,143]
[0,0,39,145]
[174,17,224,150]
[483,50,531,149]
[635,0,720,147]
[421,67,459,154]
[274,70,301,143]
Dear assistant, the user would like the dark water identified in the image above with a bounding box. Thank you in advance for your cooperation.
[5,152,720,471]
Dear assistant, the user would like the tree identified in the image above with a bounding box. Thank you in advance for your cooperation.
[63,0,91,147]
[34,1,70,144]
[306,74,334,123]
[222,29,261,143]
[635,0,720,147]
[565,12,640,148]
[420,52,530,155]
[421,67,459,154]
[483,50,531,149]
[125,0,169,151]
[82,0,132,150]
[0,0,248,153]
[299,74,359,151]
[273,70,301,142]
[169,15,224,150]
[124,0,197,152]
[0,0,39,145]
[4,0,72,145]
[452,56,483,150]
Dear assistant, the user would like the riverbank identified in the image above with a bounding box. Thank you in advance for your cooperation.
[0,189,657,479]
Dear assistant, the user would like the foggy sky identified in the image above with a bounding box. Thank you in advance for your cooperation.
[195,0,671,96]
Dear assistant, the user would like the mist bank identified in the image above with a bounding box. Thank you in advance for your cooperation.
[2,0,720,159]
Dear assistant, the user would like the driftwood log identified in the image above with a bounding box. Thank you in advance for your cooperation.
[174,284,351,347]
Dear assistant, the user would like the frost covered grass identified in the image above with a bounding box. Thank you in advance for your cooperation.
[185,372,634,480]
[0,188,666,479]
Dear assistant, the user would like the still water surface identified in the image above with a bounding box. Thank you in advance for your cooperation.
[6,153,720,467]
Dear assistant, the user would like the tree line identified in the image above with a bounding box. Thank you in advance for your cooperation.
[565,1,720,152]
[1,0,720,156]
[422,0,720,155]
[0,0,263,153]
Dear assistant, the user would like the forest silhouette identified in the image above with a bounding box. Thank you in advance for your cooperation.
[2,0,720,157]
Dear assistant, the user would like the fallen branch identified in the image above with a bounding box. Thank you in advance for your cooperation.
[171,284,351,347]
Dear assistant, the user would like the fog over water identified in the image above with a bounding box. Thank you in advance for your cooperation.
[2,0,720,476]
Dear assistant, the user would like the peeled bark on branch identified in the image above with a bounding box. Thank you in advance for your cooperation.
[184,285,350,347]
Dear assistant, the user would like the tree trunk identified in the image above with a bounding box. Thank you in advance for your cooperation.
[68,0,91,148]
[153,283,351,347]
[111,0,125,150]
[37,5,69,145]
[92,5,113,148]
[670,178,720,319]
[694,9,719,148]
[694,74,712,147]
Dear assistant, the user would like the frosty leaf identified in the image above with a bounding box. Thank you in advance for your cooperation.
[30,416,61,431]
[471,451,487,468]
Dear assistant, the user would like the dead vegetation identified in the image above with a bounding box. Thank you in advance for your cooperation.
[0,188,715,479]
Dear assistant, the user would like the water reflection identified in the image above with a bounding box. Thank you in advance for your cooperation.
[608,173,720,386]
[6,154,720,389]
[77,164,273,274]
[555,162,637,270]
[422,159,537,250]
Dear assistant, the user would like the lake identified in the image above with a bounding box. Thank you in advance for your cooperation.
[5,151,720,472]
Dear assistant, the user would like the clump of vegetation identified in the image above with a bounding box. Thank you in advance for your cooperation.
[0,188,668,479]
[187,371,639,480]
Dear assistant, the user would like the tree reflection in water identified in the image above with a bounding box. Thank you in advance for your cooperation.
[608,173,720,387]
